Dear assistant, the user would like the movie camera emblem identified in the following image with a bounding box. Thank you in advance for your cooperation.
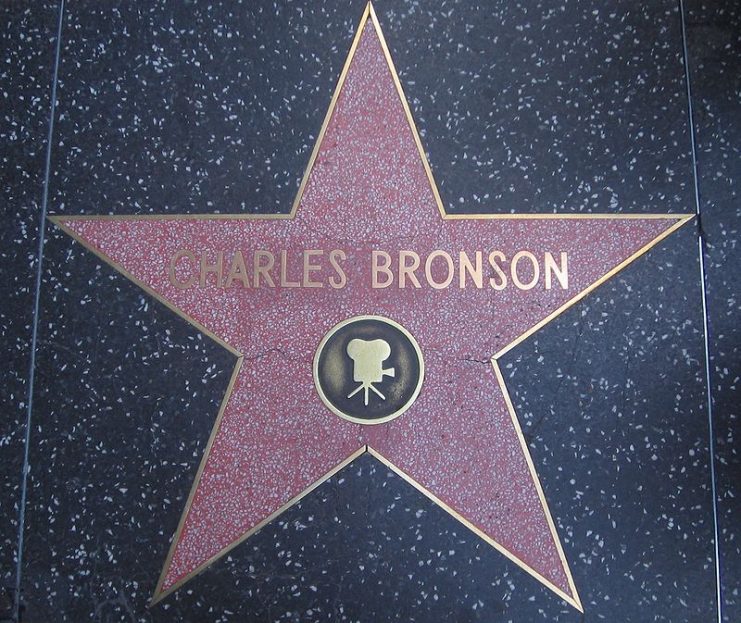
[313,316,424,424]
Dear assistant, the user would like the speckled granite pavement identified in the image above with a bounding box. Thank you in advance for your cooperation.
[1,2,737,622]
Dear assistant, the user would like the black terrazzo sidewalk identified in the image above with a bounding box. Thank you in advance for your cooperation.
[1,2,738,622]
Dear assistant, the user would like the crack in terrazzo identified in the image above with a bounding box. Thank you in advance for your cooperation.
[242,348,293,362]
[459,357,492,365]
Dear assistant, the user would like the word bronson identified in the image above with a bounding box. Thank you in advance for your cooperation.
[169,249,569,291]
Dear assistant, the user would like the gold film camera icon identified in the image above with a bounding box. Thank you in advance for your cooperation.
[346,338,395,406]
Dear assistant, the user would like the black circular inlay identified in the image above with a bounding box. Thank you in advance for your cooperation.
[313,316,424,424]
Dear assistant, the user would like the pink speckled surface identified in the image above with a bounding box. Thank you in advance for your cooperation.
[58,21,685,605]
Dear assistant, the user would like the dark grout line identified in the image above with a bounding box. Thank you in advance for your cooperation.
[678,1,723,621]
[13,1,66,621]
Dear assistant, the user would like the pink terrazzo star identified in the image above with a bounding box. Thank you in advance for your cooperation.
[52,4,691,612]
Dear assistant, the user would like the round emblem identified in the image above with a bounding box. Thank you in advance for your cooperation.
[313,315,424,425]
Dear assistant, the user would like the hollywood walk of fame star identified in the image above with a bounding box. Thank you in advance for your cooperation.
[51,3,692,612]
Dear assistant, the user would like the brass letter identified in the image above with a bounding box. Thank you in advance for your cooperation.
[329,249,347,289]
[280,250,300,287]
[459,251,483,289]
[372,251,393,288]
[224,250,250,288]
[253,251,276,287]
[424,250,454,289]
[399,251,421,288]
[511,251,540,290]
[303,250,324,288]
[545,252,568,290]
[168,250,197,290]
[488,251,507,290]
[199,251,224,287]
